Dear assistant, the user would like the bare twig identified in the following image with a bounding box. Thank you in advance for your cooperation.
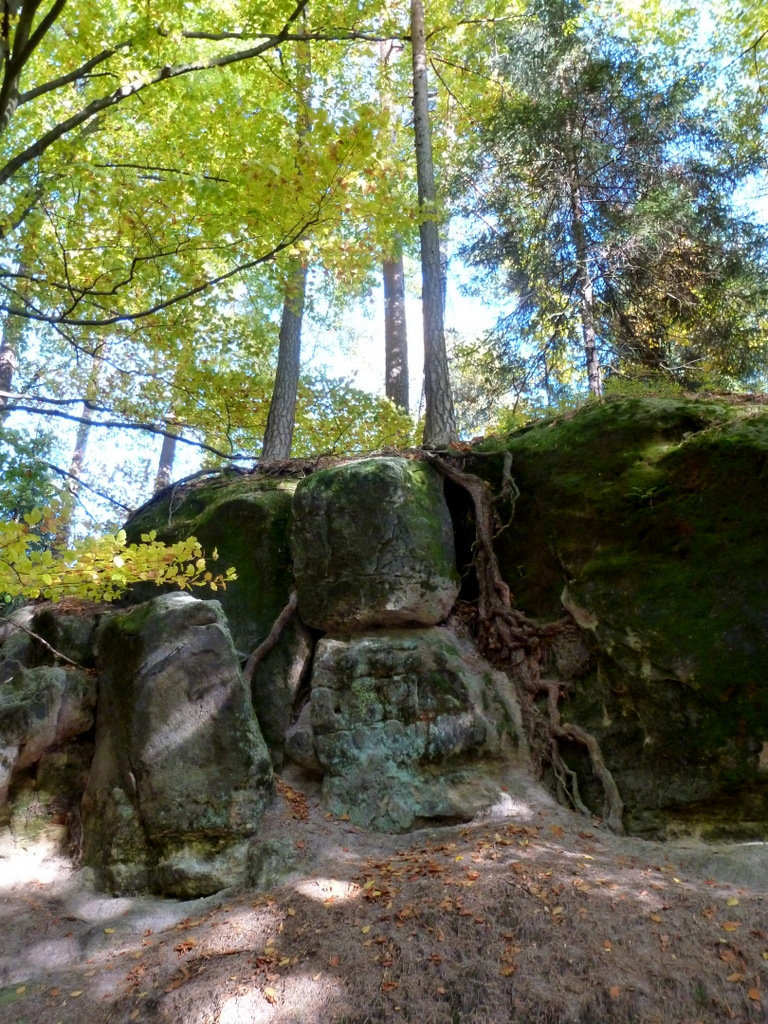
[10,619,83,669]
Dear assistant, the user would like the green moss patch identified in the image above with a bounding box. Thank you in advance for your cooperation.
[469,396,768,835]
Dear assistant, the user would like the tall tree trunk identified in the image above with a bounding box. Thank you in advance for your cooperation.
[261,33,311,463]
[0,248,31,425]
[154,418,181,492]
[410,0,457,447]
[0,317,19,425]
[383,240,409,411]
[380,40,409,413]
[567,163,602,396]
[55,346,105,548]
[261,263,308,462]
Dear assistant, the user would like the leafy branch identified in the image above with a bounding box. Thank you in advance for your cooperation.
[0,512,237,603]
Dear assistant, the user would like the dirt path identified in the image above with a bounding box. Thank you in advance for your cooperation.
[1,776,767,1024]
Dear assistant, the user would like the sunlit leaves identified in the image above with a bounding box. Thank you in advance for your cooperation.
[0,511,236,603]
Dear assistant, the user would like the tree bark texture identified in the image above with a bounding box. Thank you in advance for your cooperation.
[55,345,106,548]
[154,421,180,492]
[0,248,31,424]
[379,40,409,413]
[261,33,311,463]
[383,244,409,411]
[0,327,18,424]
[410,0,457,447]
[568,163,602,396]
[261,263,308,462]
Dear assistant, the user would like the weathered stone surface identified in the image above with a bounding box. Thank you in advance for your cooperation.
[0,666,96,809]
[285,702,322,774]
[125,475,297,655]
[475,396,768,838]
[27,600,110,668]
[251,618,313,769]
[300,627,526,831]
[292,457,459,631]
[7,740,92,848]
[83,593,274,896]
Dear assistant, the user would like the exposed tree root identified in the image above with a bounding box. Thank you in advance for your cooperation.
[427,453,625,834]
[243,590,298,688]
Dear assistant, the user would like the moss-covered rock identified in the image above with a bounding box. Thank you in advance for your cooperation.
[0,666,96,809]
[301,627,526,831]
[125,473,297,655]
[82,593,274,896]
[473,395,768,837]
[292,457,460,631]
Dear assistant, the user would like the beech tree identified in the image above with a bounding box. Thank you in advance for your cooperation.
[261,34,313,463]
[410,0,456,446]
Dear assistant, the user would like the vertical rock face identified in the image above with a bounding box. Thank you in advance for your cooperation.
[83,593,274,897]
[482,396,768,837]
[0,666,95,807]
[292,457,460,632]
[250,618,313,769]
[289,627,527,832]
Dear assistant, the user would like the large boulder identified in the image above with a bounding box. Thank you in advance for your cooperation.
[475,395,768,838]
[292,457,460,632]
[289,627,527,831]
[0,665,96,809]
[82,593,274,896]
[124,474,297,656]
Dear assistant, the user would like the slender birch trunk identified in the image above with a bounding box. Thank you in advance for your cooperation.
[55,345,106,547]
[154,419,181,492]
[383,241,409,411]
[0,246,32,425]
[262,263,308,461]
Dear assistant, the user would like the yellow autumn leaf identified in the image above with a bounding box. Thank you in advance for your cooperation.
[264,987,278,1004]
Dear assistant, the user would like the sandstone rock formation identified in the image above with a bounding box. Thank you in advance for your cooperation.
[2,397,767,897]
[304,628,526,830]
[82,593,274,896]
[291,456,460,631]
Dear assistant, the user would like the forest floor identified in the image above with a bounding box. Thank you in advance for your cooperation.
[1,773,767,1024]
